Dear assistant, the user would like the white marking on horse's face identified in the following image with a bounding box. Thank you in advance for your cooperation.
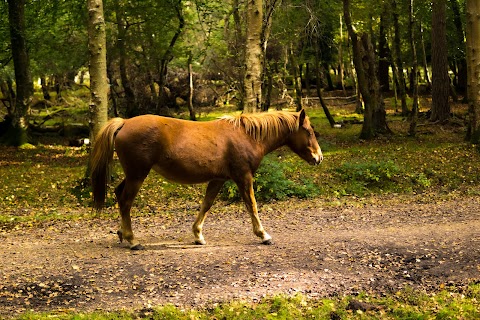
[311,146,323,165]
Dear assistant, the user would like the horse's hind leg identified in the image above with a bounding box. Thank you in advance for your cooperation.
[115,177,145,250]
[236,176,272,245]
[193,180,225,245]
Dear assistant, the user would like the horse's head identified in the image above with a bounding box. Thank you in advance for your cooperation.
[287,109,323,165]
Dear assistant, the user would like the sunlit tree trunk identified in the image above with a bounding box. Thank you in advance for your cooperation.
[244,0,263,113]
[187,54,196,121]
[431,0,450,122]
[466,0,480,142]
[3,0,33,146]
[87,0,108,142]
[338,13,346,95]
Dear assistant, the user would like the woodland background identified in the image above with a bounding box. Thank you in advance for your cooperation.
[1,0,480,145]
[1,1,480,319]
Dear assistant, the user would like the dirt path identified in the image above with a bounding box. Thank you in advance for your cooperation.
[1,198,479,317]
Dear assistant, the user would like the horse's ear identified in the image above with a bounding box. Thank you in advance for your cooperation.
[299,109,306,126]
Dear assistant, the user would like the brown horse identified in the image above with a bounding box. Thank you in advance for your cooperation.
[90,109,322,249]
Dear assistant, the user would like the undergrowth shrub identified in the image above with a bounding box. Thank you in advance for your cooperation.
[335,160,401,195]
[220,155,319,201]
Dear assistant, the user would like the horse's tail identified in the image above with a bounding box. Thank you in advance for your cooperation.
[90,118,125,210]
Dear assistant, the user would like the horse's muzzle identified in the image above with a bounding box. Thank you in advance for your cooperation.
[311,150,323,165]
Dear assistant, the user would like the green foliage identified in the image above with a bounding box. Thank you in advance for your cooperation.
[220,154,319,202]
[2,107,480,224]
[335,160,400,195]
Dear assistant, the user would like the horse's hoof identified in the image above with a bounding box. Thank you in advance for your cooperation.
[117,230,123,243]
[194,239,206,245]
[130,244,144,250]
[262,239,273,245]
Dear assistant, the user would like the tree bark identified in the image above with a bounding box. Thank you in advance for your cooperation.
[344,0,390,139]
[408,0,419,136]
[466,0,480,142]
[392,0,408,116]
[450,0,467,94]
[156,2,185,115]
[244,0,263,113]
[419,22,432,91]
[378,6,390,92]
[338,13,346,95]
[114,0,136,117]
[290,44,303,111]
[430,0,451,122]
[314,40,336,127]
[4,0,33,146]
[187,55,196,121]
[87,0,109,142]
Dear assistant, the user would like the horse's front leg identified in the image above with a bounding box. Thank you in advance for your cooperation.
[237,176,272,245]
[115,178,145,250]
[193,180,225,245]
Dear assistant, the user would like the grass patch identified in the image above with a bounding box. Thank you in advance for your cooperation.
[2,106,480,225]
[11,284,480,319]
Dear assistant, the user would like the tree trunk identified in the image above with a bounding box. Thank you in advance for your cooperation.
[344,0,390,139]
[408,0,419,136]
[262,63,273,111]
[323,63,334,91]
[40,77,51,100]
[3,0,33,146]
[156,3,185,115]
[244,0,263,113]
[290,45,303,111]
[392,0,408,116]
[232,0,245,110]
[338,14,347,95]
[314,40,336,127]
[114,0,136,117]
[430,0,451,122]
[187,55,196,121]
[419,22,432,91]
[87,0,109,142]
[466,0,480,142]
[378,6,390,92]
[450,0,467,94]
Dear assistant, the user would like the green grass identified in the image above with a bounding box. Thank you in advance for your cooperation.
[2,105,480,223]
[11,284,480,319]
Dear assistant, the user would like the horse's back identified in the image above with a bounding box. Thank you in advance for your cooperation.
[114,115,259,184]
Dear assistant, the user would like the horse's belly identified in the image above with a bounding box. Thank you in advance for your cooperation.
[152,159,224,184]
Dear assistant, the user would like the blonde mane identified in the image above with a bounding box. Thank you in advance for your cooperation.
[220,111,300,141]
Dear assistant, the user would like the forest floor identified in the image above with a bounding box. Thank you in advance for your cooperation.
[1,196,479,318]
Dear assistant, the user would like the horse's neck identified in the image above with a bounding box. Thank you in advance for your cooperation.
[259,126,290,154]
